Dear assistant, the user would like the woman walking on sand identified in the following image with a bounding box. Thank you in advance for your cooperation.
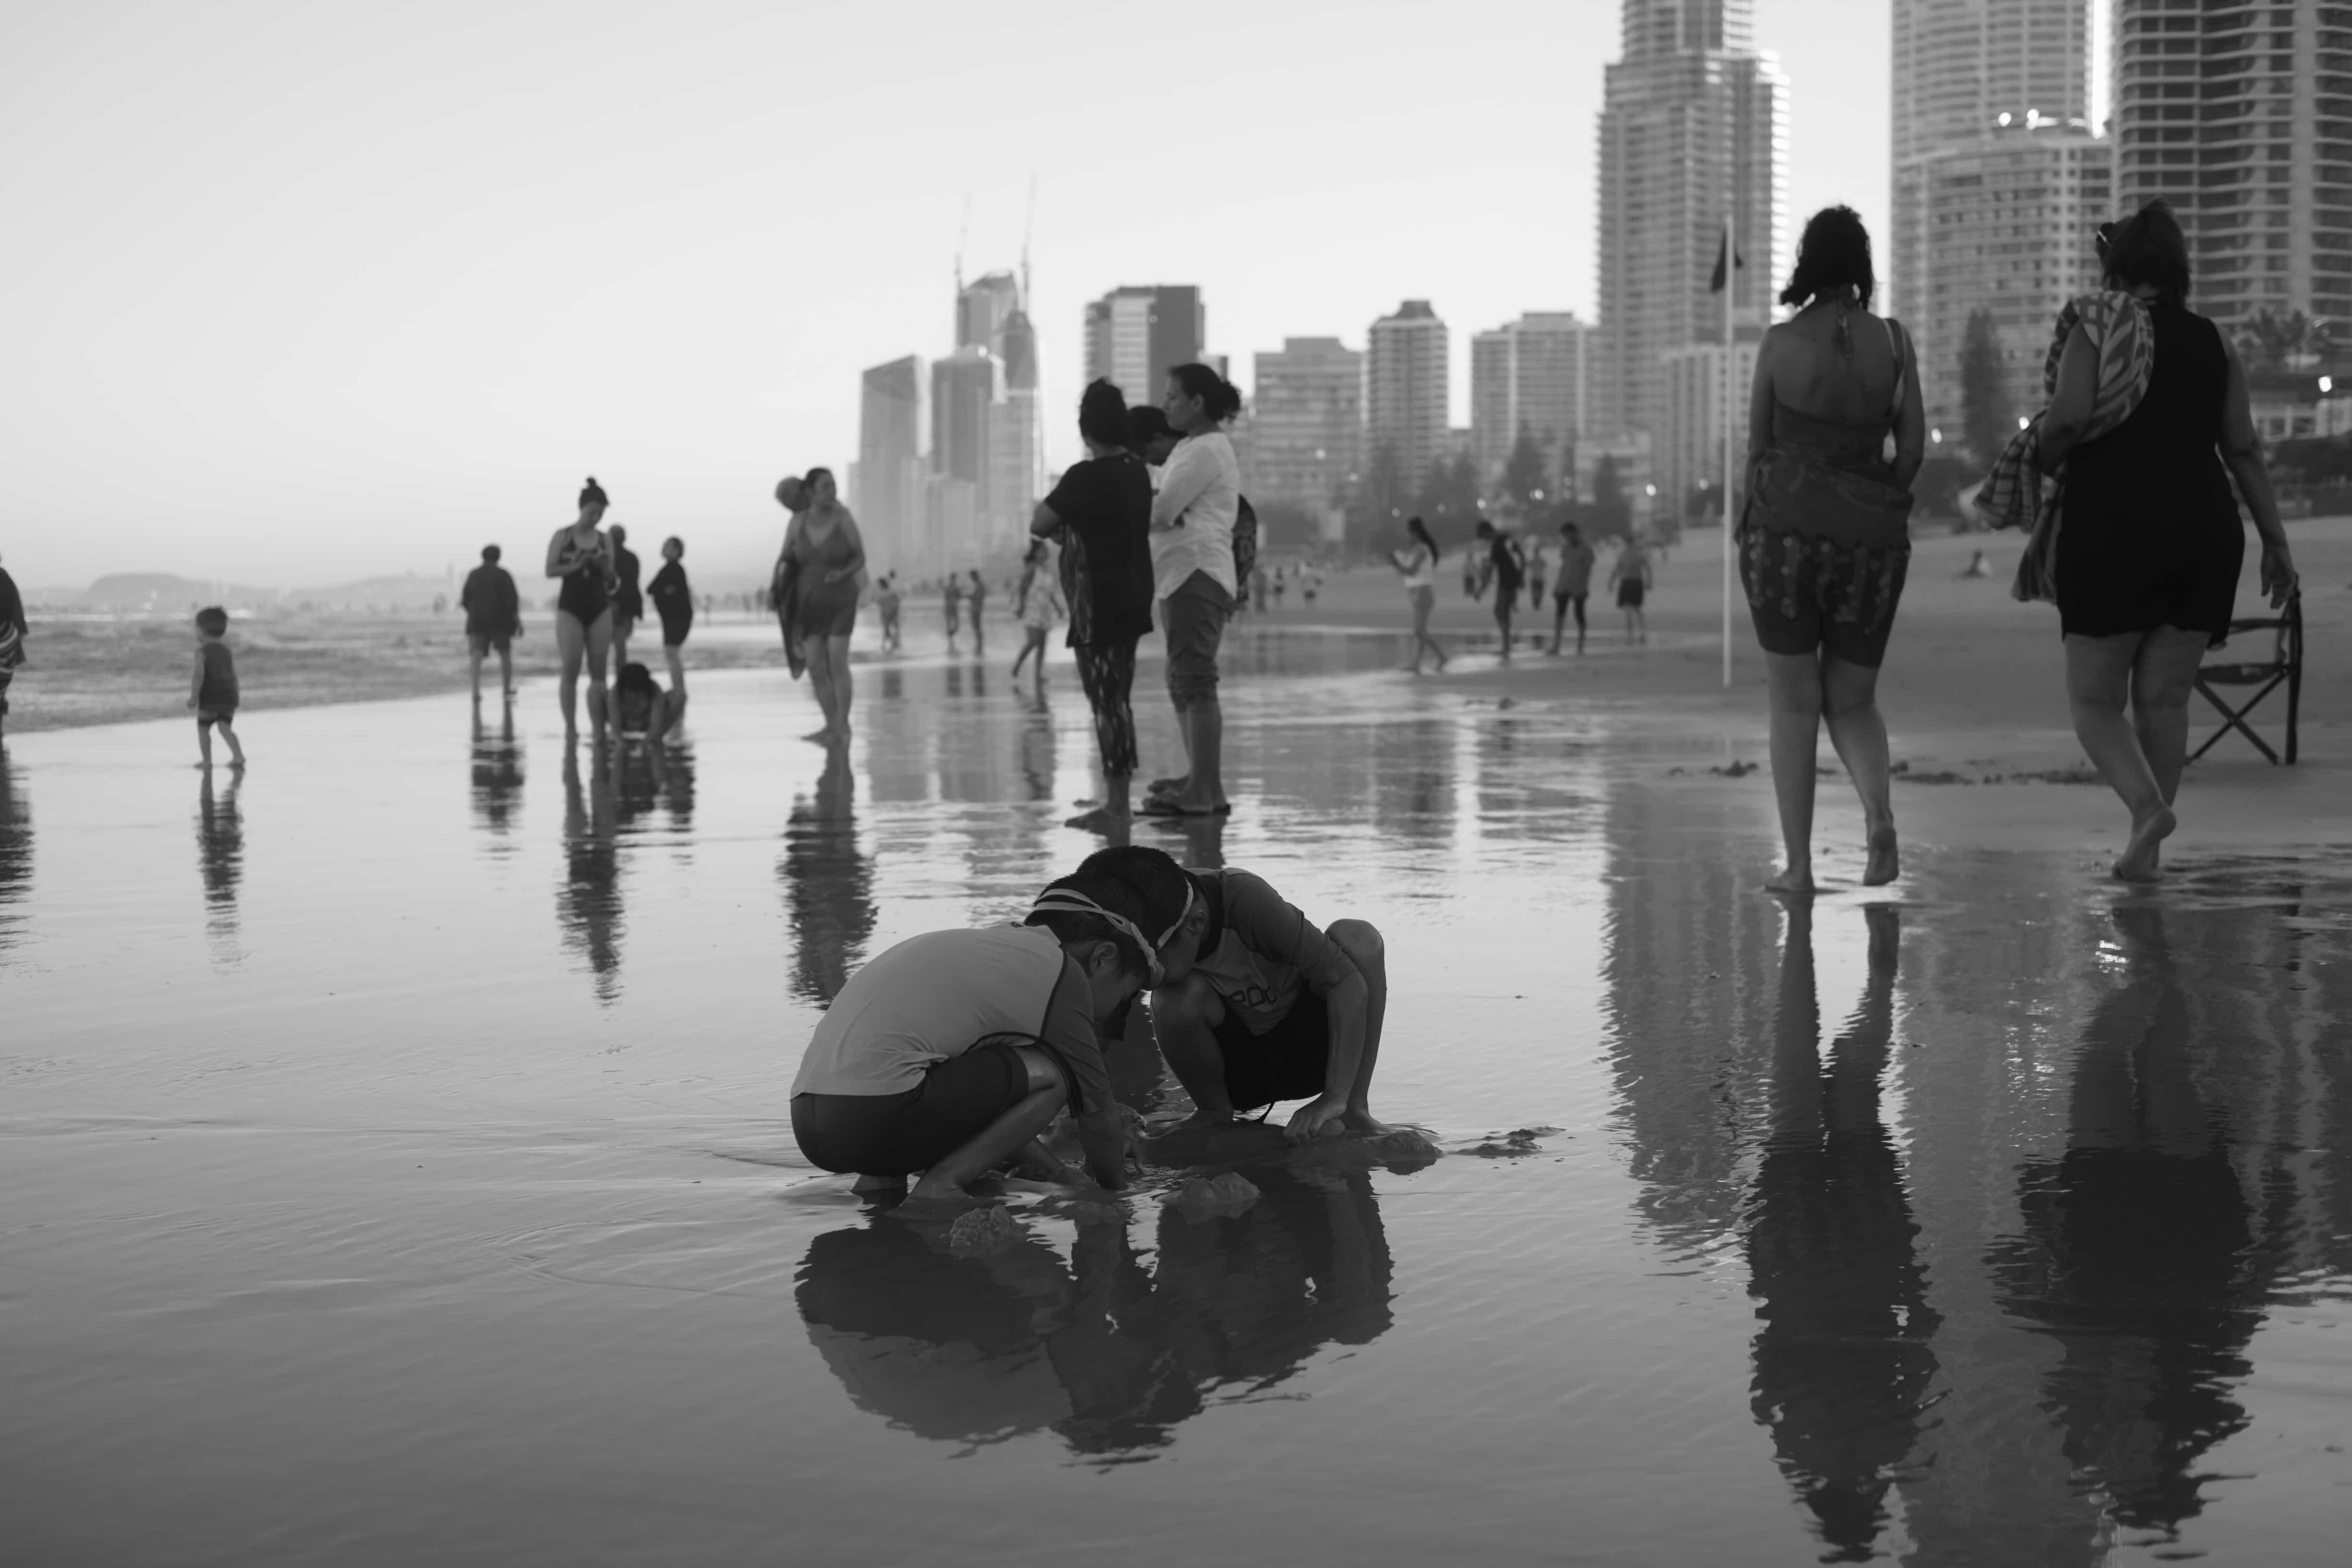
[647,535,693,707]
[1739,206,1925,896]
[546,478,619,743]
[775,469,866,745]
[1010,538,1063,683]
[1388,515,1447,674]
[1033,379,1156,834]
[2030,201,2297,882]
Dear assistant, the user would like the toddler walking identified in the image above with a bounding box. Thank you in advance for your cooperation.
[188,607,245,768]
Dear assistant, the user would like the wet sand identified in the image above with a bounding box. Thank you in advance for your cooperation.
[2,621,2348,1565]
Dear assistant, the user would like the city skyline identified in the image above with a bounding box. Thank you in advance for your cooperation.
[3,0,1907,587]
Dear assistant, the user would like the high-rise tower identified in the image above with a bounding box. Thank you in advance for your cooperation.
[1083,286,1205,405]
[1593,0,1788,442]
[1889,2,2094,319]
[2112,1,2352,330]
[1366,301,1450,497]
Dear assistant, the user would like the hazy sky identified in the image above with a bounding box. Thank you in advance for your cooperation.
[4,1,2025,588]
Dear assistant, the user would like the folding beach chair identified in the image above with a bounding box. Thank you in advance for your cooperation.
[2191,593,2303,764]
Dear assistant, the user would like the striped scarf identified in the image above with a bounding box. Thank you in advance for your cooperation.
[1972,291,2155,603]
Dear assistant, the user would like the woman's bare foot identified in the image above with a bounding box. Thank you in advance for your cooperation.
[850,1174,906,1197]
[1064,806,1129,833]
[2114,804,2176,883]
[801,727,833,744]
[1340,1108,1397,1137]
[1862,825,1900,887]
[1764,866,1817,898]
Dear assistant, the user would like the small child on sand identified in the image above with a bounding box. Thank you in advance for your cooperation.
[611,661,676,743]
[188,607,245,769]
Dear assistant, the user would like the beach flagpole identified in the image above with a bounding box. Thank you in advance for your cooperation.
[1720,209,1736,690]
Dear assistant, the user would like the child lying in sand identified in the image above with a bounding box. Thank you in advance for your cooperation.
[1078,846,1393,1145]
[788,860,1189,1201]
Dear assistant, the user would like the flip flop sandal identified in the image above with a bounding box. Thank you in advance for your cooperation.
[1138,797,1225,819]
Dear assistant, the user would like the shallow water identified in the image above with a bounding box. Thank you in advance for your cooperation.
[2,635,2348,1566]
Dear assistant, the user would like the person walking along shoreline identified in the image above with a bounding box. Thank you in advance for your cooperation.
[1739,206,1924,896]
[1549,522,1597,654]
[647,535,693,713]
[2027,202,2298,882]
[1389,515,1447,674]
[461,544,522,701]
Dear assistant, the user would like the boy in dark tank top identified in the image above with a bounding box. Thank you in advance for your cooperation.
[187,606,245,769]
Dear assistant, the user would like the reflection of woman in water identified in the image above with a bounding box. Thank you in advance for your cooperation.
[545,478,617,744]
[1745,903,1938,1561]
[792,1163,1406,1458]
[779,742,874,1007]
[0,757,27,956]
[1993,904,2274,1544]
[557,750,623,1003]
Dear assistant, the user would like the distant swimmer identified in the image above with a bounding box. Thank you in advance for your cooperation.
[874,574,903,651]
[608,523,644,674]
[0,548,26,742]
[646,535,693,700]
[1084,845,1393,1145]
[966,569,989,657]
[1476,520,1523,658]
[187,606,245,770]
[786,857,1191,1201]
[942,574,963,651]
[460,544,522,701]
[611,661,676,743]
[546,477,618,743]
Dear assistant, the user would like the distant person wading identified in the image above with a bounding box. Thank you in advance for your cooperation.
[460,544,522,703]
[546,477,619,743]
[1388,515,1447,674]
[1740,206,1925,896]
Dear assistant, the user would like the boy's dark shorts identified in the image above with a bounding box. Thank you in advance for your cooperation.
[467,632,512,657]
[196,708,236,728]
[1214,988,1330,1112]
[1161,570,1232,710]
[791,1037,1033,1177]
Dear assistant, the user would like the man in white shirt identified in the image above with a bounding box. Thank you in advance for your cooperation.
[1139,370,1242,817]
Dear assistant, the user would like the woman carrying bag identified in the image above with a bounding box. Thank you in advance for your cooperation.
[1738,206,1925,897]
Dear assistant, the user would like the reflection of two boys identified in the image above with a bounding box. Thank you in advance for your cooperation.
[795,1161,1406,1457]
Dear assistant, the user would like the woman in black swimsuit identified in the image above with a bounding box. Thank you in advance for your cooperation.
[546,477,618,742]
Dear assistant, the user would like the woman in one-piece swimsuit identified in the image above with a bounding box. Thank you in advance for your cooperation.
[780,467,867,745]
[546,477,618,741]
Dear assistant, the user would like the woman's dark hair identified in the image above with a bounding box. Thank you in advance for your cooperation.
[1780,206,1875,309]
[1167,362,1243,422]
[1024,866,1172,979]
[579,476,609,509]
[1124,405,1175,454]
[481,544,501,563]
[1078,378,1129,448]
[2100,200,2190,307]
[662,535,683,556]
[1408,515,1439,556]
[615,661,657,694]
[803,466,835,493]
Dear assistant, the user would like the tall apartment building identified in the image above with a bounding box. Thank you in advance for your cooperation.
[931,347,997,493]
[1469,312,1592,481]
[1920,123,2111,446]
[854,355,925,574]
[957,270,1021,352]
[1365,301,1450,492]
[2113,1,2352,330]
[989,306,1040,556]
[1656,329,1761,526]
[1889,2,2093,318]
[1250,337,1363,520]
[1082,285,1205,404]
[1594,0,1788,442]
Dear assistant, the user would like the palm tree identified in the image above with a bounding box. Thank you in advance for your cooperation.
[2233,308,2344,372]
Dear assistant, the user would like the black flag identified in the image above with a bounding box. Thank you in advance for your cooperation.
[1709,231,1745,294]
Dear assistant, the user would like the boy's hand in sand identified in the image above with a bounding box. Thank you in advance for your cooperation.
[1285,1095,1348,1144]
